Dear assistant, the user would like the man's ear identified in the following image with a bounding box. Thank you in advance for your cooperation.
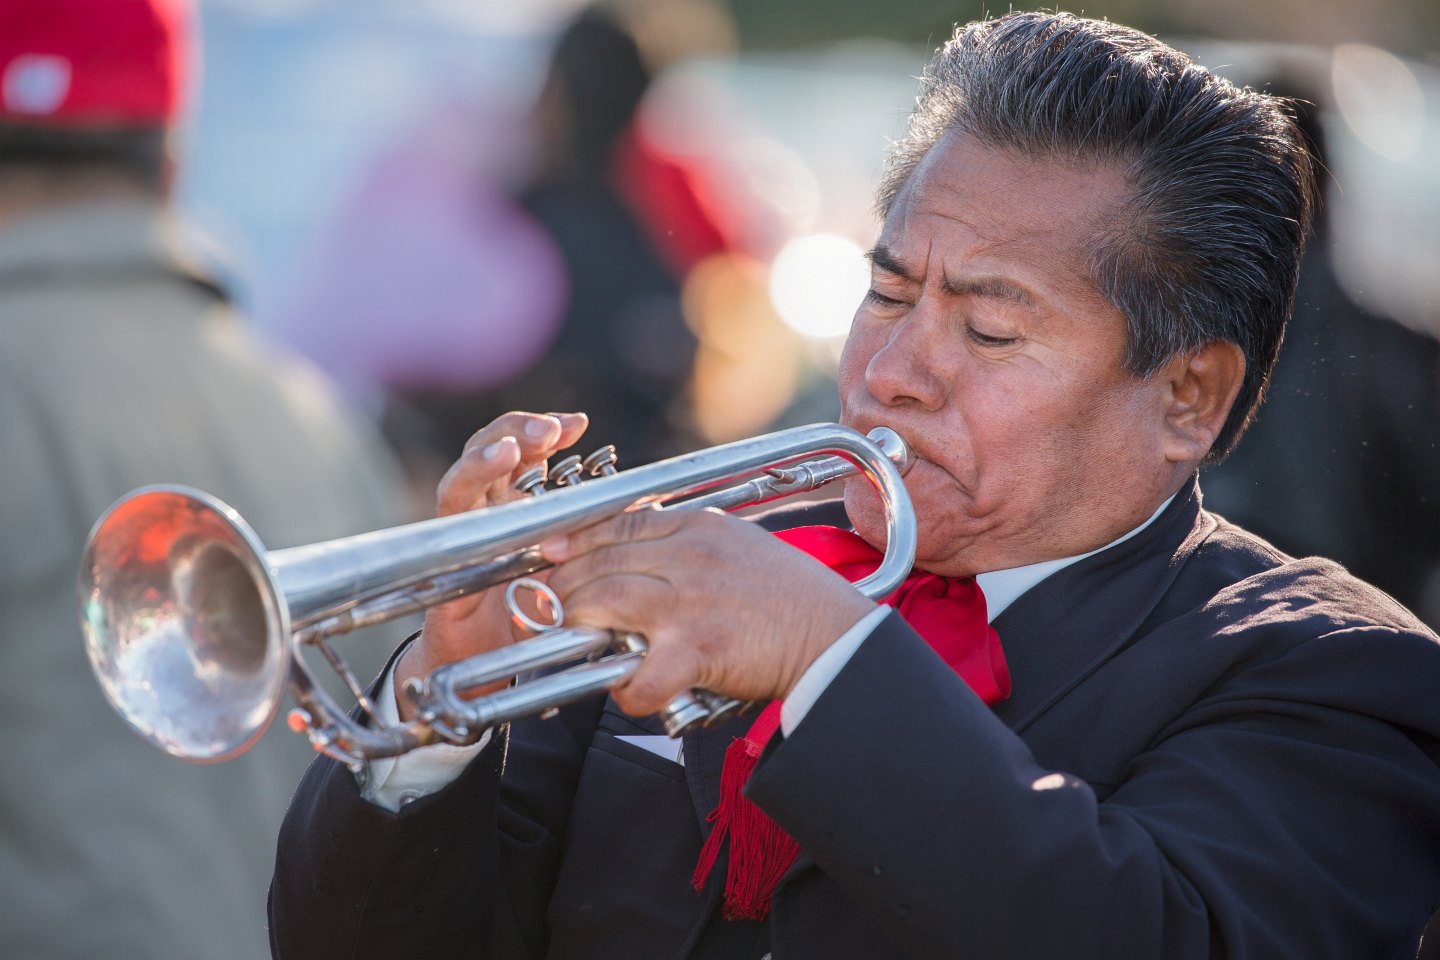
[1160,341,1245,465]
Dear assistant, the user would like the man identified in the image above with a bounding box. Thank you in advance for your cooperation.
[389,6,702,473]
[270,13,1440,958]
[0,1,406,957]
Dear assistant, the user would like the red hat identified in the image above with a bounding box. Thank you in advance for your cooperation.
[0,0,192,127]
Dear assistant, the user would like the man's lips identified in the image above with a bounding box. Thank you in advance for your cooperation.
[841,414,966,493]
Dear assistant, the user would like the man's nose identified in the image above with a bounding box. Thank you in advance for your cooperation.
[864,308,951,411]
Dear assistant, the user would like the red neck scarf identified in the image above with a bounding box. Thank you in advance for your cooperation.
[691,525,1011,922]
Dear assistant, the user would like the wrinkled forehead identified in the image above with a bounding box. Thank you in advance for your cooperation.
[880,133,1136,294]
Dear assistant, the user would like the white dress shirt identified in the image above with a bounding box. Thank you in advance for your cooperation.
[363,496,1173,811]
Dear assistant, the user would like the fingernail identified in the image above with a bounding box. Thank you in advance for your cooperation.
[525,417,558,439]
[481,437,512,460]
[538,535,569,561]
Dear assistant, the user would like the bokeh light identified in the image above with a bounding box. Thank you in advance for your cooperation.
[1332,44,1426,163]
[767,233,870,340]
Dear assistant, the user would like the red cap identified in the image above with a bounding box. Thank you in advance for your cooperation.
[0,0,192,127]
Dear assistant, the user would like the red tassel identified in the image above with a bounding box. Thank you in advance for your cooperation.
[691,727,800,921]
[690,526,1011,924]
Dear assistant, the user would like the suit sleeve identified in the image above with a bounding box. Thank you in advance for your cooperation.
[268,693,605,959]
[746,611,1440,959]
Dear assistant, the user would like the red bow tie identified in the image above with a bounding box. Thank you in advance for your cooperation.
[692,525,1011,922]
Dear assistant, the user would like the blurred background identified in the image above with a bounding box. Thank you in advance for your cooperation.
[1,0,1437,956]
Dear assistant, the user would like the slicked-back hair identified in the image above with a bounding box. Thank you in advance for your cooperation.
[879,12,1317,463]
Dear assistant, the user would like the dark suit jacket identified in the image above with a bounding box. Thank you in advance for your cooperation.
[269,481,1440,958]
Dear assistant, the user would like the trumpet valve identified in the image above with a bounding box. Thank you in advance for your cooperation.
[551,455,585,488]
[660,695,712,738]
[515,464,549,496]
[583,445,619,477]
[699,694,748,726]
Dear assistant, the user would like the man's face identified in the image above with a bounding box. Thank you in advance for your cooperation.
[840,132,1180,577]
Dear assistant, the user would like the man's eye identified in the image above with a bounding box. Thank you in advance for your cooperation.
[967,326,1019,347]
[864,289,907,310]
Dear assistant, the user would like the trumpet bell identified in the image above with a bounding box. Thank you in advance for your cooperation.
[78,486,289,762]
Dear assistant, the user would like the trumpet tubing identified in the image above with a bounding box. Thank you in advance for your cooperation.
[79,423,916,769]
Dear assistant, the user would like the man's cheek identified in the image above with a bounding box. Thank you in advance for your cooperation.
[842,481,886,538]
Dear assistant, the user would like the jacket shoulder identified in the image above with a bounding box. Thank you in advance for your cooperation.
[1186,512,1432,638]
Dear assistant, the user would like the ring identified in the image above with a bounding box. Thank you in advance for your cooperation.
[505,577,564,634]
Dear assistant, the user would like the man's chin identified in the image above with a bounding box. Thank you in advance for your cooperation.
[841,483,887,546]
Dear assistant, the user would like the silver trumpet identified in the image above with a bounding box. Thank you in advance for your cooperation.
[79,423,916,770]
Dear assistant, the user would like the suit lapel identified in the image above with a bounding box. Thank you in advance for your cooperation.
[682,712,751,831]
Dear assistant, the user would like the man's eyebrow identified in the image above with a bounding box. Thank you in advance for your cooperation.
[866,244,1039,310]
[942,275,1039,310]
[865,244,914,280]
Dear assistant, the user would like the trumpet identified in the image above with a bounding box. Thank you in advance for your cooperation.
[79,423,916,770]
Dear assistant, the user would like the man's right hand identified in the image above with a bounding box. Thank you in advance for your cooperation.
[393,411,590,722]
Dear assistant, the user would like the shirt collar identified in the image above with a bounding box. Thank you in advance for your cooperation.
[975,493,1177,623]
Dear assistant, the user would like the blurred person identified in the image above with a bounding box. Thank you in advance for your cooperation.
[608,1,744,284]
[395,4,712,469]
[1201,78,1440,628]
[0,1,407,957]
[271,13,1440,959]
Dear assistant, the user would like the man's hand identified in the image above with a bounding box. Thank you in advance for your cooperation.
[539,507,876,717]
[394,411,589,721]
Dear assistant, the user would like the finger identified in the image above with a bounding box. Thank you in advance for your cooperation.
[550,574,702,713]
[547,545,662,605]
[551,570,671,633]
[549,411,590,450]
[466,411,590,464]
[458,412,550,464]
[538,504,690,564]
[462,412,546,454]
[611,641,704,717]
[437,435,521,515]
[424,590,485,625]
